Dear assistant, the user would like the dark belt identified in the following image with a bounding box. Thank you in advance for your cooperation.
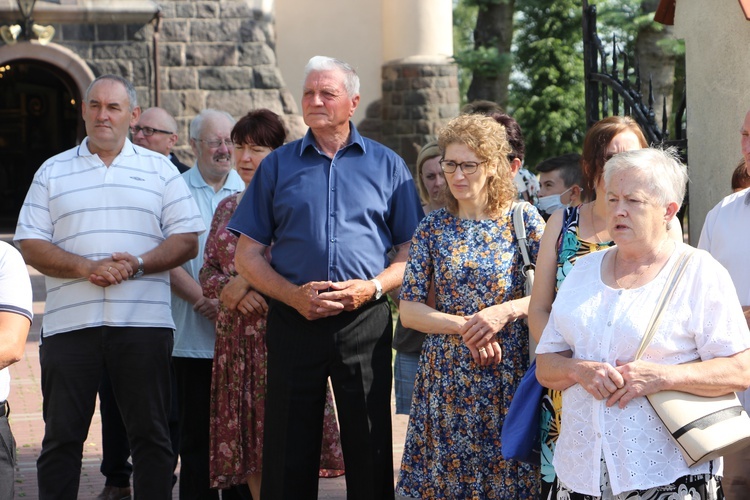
[0,401,7,418]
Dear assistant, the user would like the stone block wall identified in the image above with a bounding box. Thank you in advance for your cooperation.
[381,60,459,174]
[49,0,302,163]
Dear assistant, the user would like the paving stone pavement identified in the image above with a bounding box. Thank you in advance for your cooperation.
[8,264,408,499]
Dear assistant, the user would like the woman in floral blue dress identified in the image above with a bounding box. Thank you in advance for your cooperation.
[396,114,544,499]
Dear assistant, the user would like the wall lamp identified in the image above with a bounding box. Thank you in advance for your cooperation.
[1,0,55,45]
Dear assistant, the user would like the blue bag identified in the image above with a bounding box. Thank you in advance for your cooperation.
[501,358,543,465]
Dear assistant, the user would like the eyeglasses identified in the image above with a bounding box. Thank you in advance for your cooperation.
[131,125,174,137]
[439,159,485,174]
[195,138,234,149]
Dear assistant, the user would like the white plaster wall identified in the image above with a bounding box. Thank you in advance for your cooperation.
[382,0,453,62]
[274,0,383,121]
[675,0,750,242]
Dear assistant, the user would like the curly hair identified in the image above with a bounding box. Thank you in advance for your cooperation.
[581,116,647,196]
[437,114,516,217]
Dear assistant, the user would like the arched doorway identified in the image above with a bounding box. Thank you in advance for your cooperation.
[0,59,83,226]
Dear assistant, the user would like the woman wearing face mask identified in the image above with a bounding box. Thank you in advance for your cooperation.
[527,116,683,498]
[535,153,583,220]
[199,109,344,498]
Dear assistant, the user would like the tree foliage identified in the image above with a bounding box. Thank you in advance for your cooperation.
[510,0,585,168]
[453,0,515,108]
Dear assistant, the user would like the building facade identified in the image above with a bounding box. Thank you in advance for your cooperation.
[0,0,458,224]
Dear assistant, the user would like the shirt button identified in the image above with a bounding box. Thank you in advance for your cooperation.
[618,290,623,296]
[330,238,336,242]
[607,321,611,326]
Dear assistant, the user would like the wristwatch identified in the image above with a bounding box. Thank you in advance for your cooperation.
[369,278,383,301]
[132,256,145,279]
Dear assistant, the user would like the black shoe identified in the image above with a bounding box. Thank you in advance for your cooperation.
[96,485,132,500]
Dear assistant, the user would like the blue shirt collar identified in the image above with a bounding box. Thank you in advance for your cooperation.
[299,121,366,157]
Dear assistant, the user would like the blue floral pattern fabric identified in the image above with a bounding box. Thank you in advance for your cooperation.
[396,205,544,499]
[542,205,613,498]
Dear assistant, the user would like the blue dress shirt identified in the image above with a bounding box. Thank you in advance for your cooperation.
[228,123,424,285]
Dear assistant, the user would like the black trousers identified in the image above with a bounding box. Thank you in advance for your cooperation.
[99,360,181,487]
[0,408,15,500]
[173,357,250,500]
[37,327,174,500]
[261,298,395,500]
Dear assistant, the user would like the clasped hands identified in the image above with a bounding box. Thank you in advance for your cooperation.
[459,304,513,367]
[220,275,268,317]
[293,279,377,320]
[87,252,138,287]
[576,359,663,408]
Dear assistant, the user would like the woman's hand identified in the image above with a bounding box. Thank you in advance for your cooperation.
[573,360,625,401]
[237,290,269,316]
[607,359,666,408]
[466,340,502,367]
[460,303,513,349]
[220,275,251,311]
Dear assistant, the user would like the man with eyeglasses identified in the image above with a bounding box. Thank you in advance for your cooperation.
[132,107,191,173]
[171,109,247,499]
[94,106,189,500]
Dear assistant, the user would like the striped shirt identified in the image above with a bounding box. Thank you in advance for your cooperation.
[0,241,32,401]
[14,138,205,336]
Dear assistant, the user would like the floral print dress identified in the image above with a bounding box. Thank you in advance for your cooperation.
[200,193,345,489]
[396,205,544,499]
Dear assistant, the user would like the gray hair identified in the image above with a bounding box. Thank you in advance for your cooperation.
[189,109,236,140]
[303,56,360,97]
[84,74,138,111]
[603,147,688,209]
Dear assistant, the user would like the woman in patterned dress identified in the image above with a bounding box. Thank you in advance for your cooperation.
[395,113,545,498]
[528,116,682,498]
[199,109,344,498]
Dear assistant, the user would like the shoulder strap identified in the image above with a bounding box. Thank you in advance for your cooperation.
[634,248,695,360]
[512,202,533,269]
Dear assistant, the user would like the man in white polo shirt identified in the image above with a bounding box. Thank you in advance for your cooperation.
[14,74,205,499]
[0,241,33,500]
[170,109,245,499]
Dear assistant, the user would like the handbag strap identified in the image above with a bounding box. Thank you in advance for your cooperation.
[512,202,534,277]
[634,248,695,360]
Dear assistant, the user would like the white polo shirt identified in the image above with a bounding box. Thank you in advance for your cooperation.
[14,138,205,337]
[698,187,750,409]
[0,241,32,401]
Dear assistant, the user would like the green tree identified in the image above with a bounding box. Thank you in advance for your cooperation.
[510,0,586,167]
[453,0,478,102]
[453,0,515,108]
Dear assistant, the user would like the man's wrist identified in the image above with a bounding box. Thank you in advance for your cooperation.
[132,256,145,278]
[369,278,383,300]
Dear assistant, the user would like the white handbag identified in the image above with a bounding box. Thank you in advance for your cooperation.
[635,250,750,467]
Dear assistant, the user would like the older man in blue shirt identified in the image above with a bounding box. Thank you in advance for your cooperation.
[229,56,423,499]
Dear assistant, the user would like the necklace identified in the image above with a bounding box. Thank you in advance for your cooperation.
[589,202,604,244]
[614,239,667,289]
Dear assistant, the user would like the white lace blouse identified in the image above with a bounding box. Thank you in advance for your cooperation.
[536,243,750,496]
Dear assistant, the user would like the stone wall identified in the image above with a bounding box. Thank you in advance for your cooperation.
[49,0,302,163]
[381,59,459,173]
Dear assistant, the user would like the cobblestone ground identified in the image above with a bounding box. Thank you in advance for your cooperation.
[10,265,407,499]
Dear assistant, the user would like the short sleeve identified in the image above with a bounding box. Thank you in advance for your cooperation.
[386,159,425,246]
[399,216,434,304]
[0,242,33,322]
[15,163,53,242]
[227,152,276,246]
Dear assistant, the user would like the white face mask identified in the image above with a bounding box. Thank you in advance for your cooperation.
[536,186,573,215]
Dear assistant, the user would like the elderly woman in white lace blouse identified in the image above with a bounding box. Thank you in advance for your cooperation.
[536,148,750,500]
